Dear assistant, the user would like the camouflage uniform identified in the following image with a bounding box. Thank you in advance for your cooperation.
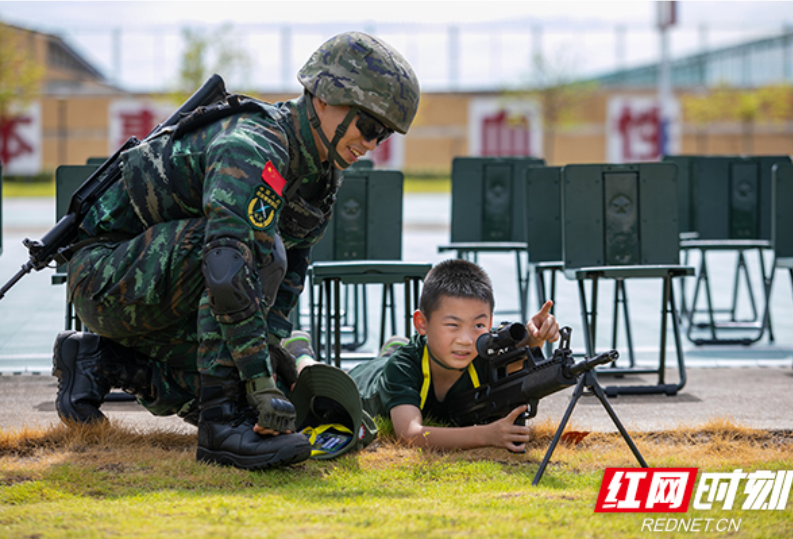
[54,30,420,471]
[67,95,337,417]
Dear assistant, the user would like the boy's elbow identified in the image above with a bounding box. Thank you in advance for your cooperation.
[396,432,414,445]
[394,425,427,447]
[389,406,427,446]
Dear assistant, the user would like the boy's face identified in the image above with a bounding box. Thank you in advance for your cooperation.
[413,296,493,370]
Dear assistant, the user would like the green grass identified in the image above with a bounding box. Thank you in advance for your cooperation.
[2,180,56,198]
[404,176,450,194]
[0,421,791,538]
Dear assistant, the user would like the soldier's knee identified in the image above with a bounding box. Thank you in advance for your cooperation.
[202,239,259,322]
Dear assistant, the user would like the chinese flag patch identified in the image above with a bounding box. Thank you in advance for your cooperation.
[262,161,286,196]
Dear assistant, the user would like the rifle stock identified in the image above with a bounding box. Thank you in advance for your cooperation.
[0,74,228,301]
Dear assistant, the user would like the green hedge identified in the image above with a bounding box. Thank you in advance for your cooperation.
[2,171,55,183]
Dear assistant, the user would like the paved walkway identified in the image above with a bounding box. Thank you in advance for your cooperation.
[0,194,791,434]
[3,366,792,435]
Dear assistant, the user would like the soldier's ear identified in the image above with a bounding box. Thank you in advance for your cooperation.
[313,96,328,115]
[413,310,428,335]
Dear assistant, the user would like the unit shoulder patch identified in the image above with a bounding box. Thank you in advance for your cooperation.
[247,185,283,229]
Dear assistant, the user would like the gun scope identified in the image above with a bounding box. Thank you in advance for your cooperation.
[476,322,527,358]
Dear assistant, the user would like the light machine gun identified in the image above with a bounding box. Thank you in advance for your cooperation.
[0,74,229,301]
[448,324,648,485]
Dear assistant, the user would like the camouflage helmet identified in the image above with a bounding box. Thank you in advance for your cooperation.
[298,31,420,135]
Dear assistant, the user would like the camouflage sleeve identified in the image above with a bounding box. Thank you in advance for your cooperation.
[267,206,333,339]
[267,245,311,340]
[200,119,290,381]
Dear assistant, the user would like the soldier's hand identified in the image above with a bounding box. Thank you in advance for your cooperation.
[245,376,296,434]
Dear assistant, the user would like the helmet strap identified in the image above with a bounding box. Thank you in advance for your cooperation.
[305,93,357,170]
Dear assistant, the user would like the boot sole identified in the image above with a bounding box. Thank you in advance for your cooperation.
[197,436,312,470]
[52,331,106,424]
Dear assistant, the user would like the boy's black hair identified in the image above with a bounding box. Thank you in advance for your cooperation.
[419,259,495,319]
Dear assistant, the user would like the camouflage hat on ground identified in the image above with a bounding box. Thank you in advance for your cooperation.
[290,363,377,460]
[298,31,420,134]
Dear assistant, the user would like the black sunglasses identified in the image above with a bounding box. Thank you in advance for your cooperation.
[355,110,394,143]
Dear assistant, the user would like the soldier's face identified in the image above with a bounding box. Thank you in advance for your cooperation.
[313,99,378,169]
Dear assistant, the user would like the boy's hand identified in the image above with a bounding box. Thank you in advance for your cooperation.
[525,300,560,349]
[489,405,532,452]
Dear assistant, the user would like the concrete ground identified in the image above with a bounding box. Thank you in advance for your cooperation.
[1,194,792,435]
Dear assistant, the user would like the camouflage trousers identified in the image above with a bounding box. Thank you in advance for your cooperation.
[68,218,210,418]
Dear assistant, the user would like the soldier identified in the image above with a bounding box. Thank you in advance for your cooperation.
[51,31,420,470]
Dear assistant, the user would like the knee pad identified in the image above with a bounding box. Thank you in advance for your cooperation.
[202,239,259,323]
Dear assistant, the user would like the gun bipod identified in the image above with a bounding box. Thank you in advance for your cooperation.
[532,369,648,486]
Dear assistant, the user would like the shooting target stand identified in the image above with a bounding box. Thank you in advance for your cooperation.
[532,369,648,486]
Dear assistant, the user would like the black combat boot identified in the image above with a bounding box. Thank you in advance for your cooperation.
[197,376,312,470]
[52,331,155,424]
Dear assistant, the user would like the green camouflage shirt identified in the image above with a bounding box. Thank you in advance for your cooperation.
[76,94,334,380]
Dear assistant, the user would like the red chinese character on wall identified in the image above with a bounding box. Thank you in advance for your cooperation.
[119,108,157,141]
[482,110,532,157]
[617,105,661,162]
[0,115,34,166]
[368,137,392,166]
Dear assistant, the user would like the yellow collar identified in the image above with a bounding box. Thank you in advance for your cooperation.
[420,345,480,410]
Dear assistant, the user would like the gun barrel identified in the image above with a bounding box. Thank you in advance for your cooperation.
[568,350,619,376]
[0,263,34,301]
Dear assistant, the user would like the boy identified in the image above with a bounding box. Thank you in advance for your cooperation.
[287,259,559,452]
